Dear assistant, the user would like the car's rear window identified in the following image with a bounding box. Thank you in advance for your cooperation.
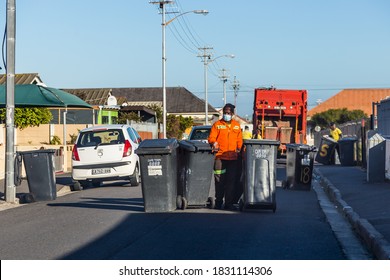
[190,129,210,140]
[77,129,125,147]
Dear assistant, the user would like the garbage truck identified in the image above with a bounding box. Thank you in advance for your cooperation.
[252,87,308,154]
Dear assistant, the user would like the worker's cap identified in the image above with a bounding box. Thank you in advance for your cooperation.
[329,122,335,126]
[223,103,235,113]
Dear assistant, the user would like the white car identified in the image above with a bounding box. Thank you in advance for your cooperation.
[71,124,141,189]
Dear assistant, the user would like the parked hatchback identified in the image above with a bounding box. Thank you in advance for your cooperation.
[72,124,142,189]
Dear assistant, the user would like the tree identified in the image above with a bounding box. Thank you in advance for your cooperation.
[0,107,52,129]
[311,108,367,128]
[117,111,142,124]
[167,115,193,139]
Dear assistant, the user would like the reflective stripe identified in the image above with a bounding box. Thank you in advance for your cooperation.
[214,169,226,175]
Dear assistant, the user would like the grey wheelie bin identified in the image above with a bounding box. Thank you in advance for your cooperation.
[239,139,279,212]
[338,137,357,166]
[177,140,215,210]
[135,139,179,212]
[283,144,317,191]
[315,136,338,165]
[18,149,57,202]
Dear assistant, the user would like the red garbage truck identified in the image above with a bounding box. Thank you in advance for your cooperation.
[252,87,308,154]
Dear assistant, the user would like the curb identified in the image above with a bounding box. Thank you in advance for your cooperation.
[314,167,390,260]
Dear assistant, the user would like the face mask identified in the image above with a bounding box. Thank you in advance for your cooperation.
[223,114,232,122]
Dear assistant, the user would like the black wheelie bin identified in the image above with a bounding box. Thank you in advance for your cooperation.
[135,139,179,212]
[177,140,215,210]
[283,144,317,191]
[239,139,279,212]
[18,149,57,202]
[315,136,338,165]
[338,137,357,166]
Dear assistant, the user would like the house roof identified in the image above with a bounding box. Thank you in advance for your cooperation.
[63,87,218,114]
[308,88,390,117]
[0,73,43,85]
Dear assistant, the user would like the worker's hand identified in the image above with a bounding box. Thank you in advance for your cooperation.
[212,142,219,152]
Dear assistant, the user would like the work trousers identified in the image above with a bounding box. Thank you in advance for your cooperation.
[214,158,238,208]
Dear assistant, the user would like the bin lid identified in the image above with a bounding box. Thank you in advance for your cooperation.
[179,140,212,152]
[243,139,280,146]
[286,143,317,151]
[135,139,179,155]
[18,149,56,155]
[321,136,338,143]
[338,137,358,142]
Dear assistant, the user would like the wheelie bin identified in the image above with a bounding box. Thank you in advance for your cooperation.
[315,136,338,165]
[18,149,57,202]
[239,139,279,212]
[135,139,179,212]
[338,137,357,166]
[283,144,317,191]
[177,140,215,210]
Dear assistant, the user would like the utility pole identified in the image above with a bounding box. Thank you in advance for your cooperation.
[231,76,240,114]
[198,46,213,125]
[5,0,16,203]
[151,0,173,138]
[219,68,229,106]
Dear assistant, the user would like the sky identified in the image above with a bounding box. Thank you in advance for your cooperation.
[0,0,389,118]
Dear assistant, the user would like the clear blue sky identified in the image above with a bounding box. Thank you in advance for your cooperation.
[1,0,389,118]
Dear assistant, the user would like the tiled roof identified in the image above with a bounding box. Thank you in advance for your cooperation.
[63,87,218,114]
[308,89,390,116]
[0,73,43,85]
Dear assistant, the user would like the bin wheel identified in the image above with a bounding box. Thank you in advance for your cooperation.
[207,197,215,209]
[238,199,244,212]
[24,193,35,203]
[72,182,83,191]
[272,203,277,213]
[176,195,183,209]
[181,197,188,210]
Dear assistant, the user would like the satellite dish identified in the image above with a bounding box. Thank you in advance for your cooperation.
[107,94,117,106]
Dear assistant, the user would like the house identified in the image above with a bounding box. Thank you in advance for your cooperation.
[308,88,390,117]
[64,87,220,125]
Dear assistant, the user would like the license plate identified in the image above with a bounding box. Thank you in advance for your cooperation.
[92,168,111,175]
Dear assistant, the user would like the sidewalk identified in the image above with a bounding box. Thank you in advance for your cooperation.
[314,164,390,260]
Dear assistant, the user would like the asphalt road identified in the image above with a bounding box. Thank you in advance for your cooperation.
[0,166,361,260]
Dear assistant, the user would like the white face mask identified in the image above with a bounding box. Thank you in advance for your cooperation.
[223,114,232,122]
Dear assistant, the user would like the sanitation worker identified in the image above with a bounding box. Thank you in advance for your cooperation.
[208,103,243,210]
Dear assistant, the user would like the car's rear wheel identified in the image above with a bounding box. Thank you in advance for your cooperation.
[129,164,140,186]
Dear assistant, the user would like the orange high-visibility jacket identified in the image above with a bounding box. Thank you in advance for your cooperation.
[208,119,243,160]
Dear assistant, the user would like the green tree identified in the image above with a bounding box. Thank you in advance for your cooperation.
[117,111,142,124]
[311,108,367,128]
[0,107,52,129]
[147,104,163,125]
[167,115,193,139]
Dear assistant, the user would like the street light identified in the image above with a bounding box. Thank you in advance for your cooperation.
[199,53,234,125]
[156,2,208,138]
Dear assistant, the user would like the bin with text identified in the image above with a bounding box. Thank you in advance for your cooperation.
[239,139,279,212]
[315,136,338,165]
[136,139,179,212]
[284,144,317,190]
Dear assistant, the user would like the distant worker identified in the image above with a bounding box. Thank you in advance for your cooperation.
[329,122,342,141]
[253,122,263,139]
[329,122,343,163]
[208,103,243,210]
[242,125,252,140]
